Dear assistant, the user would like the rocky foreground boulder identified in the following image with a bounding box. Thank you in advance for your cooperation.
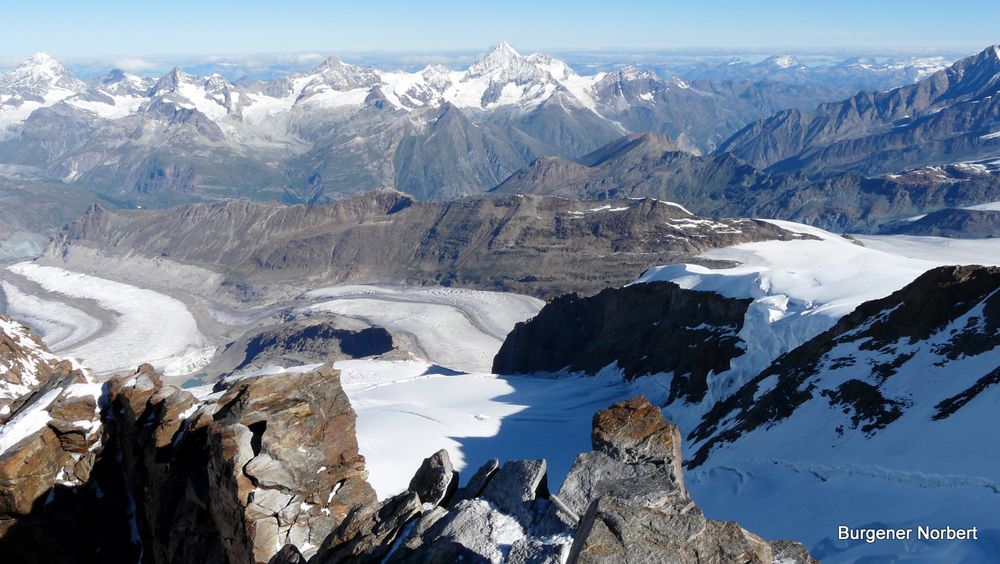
[0,318,111,562]
[0,318,813,562]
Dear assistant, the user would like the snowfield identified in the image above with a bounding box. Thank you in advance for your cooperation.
[636,222,1000,563]
[4,263,213,376]
[636,220,1000,404]
[301,285,544,373]
[337,359,642,499]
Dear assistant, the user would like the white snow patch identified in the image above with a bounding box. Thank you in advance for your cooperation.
[0,387,61,455]
[6,263,211,376]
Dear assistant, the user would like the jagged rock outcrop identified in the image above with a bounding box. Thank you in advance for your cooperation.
[106,364,377,563]
[406,449,458,508]
[0,320,815,563]
[0,319,112,562]
[564,398,814,563]
[493,281,752,403]
[380,397,814,563]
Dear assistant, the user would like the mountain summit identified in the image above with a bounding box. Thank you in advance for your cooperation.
[0,52,85,98]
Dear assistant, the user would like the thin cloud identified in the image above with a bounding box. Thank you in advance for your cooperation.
[114,57,158,72]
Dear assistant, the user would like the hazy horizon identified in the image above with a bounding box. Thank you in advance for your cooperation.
[3,0,997,64]
[0,42,987,82]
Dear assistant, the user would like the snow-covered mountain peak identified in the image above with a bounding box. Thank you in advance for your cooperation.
[526,53,579,81]
[150,67,192,92]
[90,68,153,98]
[305,56,381,91]
[467,41,547,82]
[761,54,801,69]
[492,40,520,58]
[0,52,85,97]
[614,65,657,82]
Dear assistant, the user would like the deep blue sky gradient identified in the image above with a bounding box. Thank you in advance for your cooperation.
[2,0,997,61]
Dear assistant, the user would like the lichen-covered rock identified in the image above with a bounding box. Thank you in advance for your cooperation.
[479,459,548,524]
[570,492,776,563]
[313,491,422,562]
[407,499,527,563]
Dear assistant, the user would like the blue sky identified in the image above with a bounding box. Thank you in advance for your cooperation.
[3,0,998,61]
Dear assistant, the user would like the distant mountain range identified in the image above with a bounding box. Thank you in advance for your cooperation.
[667,52,951,91]
[719,45,1000,176]
[0,43,955,208]
[492,131,1000,233]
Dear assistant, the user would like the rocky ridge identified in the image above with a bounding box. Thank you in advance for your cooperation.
[717,45,1000,176]
[492,131,1000,234]
[47,190,799,299]
[0,318,814,563]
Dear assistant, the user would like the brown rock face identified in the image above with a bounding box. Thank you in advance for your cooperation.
[105,364,379,564]
[592,396,683,468]
[208,367,377,563]
[0,354,109,562]
[0,318,815,563]
[52,192,797,299]
[0,316,66,422]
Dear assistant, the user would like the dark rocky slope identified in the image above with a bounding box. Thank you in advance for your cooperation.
[494,281,752,404]
[883,207,1000,238]
[205,317,402,378]
[49,190,796,299]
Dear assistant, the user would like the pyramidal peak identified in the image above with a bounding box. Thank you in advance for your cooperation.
[0,51,85,94]
[493,40,520,57]
[23,52,61,68]
[467,40,546,81]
